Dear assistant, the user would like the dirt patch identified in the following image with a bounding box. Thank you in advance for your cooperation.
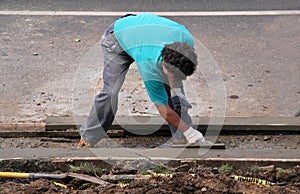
[0,135,299,193]
[0,163,299,193]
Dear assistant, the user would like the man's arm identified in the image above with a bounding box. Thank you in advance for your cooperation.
[155,104,205,144]
[155,104,189,132]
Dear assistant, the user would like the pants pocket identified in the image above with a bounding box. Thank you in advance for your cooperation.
[101,33,122,53]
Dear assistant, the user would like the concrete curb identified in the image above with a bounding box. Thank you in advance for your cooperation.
[46,116,300,136]
[0,116,299,138]
[45,116,300,132]
[0,123,45,132]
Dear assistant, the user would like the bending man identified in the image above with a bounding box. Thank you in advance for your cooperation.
[78,13,206,147]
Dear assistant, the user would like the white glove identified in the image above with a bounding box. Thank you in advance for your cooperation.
[183,127,206,144]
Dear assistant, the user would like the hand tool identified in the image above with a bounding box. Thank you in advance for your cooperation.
[0,171,110,185]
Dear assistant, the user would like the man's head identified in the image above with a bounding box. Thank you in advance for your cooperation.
[161,42,197,80]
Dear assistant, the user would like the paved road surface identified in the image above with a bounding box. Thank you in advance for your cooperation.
[0,0,299,123]
[1,0,299,11]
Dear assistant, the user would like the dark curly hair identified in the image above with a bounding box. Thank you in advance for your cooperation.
[161,42,197,80]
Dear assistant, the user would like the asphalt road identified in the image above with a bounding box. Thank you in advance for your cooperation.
[0,0,299,11]
[0,1,299,123]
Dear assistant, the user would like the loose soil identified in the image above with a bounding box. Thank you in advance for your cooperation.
[0,163,299,193]
[0,135,299,193]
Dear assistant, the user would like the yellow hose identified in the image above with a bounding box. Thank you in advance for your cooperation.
[0,172,30,179]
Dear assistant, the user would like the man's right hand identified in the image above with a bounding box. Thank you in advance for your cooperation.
[183,127,206,144]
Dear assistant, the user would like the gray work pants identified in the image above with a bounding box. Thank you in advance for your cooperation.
[79,25,193,146]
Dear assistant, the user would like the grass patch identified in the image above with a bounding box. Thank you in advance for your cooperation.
[152,167,173,174]
[218,164,234,174]
[139,170,151,175]
[276,168,292,178]
[250,165,262,173]
[69,162,103,176]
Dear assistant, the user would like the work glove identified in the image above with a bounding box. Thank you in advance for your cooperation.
[171,95,192,114]
[183,127,206,144]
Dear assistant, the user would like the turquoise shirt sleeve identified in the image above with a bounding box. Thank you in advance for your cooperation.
[144,80,168,105]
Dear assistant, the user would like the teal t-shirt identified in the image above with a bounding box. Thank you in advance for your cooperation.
[114,13,194,105]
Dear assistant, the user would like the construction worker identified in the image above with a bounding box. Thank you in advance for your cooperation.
[78,13,206,147]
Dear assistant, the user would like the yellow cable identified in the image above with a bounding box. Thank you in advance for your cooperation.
[234,176,272,187]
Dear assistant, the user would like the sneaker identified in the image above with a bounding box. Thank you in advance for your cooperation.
[78,138,92,148]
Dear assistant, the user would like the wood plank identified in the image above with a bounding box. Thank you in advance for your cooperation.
[172,143,225,149]
[47,116,300,126]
